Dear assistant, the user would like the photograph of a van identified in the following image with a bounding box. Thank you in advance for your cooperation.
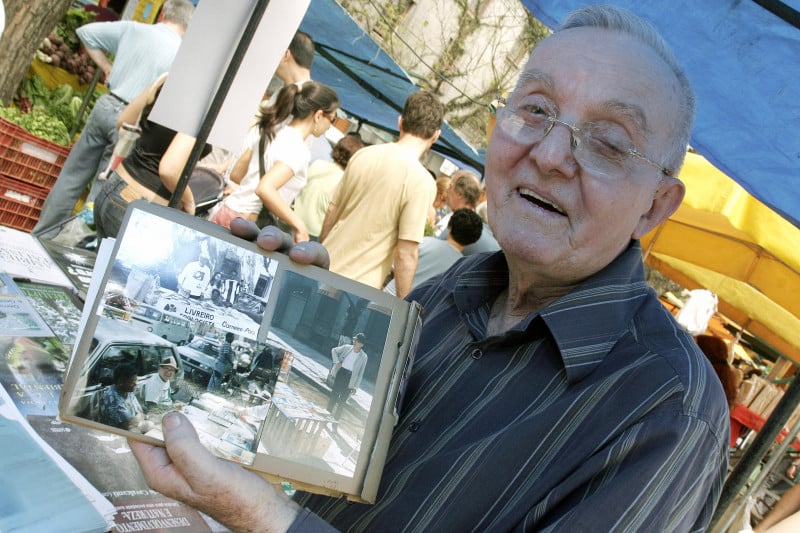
[129,303,193,345]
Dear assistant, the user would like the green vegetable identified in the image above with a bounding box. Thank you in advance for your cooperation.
[19,107,72,145]
[1,105,71,145]
[19,76,51,107]
[50,84,74,107]
[0,106,23,123]
[69,95,83,117]
[54,8,97,53]
[6,70,106,143]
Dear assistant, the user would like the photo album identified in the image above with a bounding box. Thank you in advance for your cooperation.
[59,200,422,503]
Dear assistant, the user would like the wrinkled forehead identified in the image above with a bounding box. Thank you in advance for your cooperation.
[515,27,680,137]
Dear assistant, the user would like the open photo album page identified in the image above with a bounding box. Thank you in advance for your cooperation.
[59,202,420,502]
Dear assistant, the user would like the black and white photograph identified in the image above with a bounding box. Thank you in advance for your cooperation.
[60,202,420,501]
[99,207,279,338]
[258,270,392,478]
[63,207,283,466]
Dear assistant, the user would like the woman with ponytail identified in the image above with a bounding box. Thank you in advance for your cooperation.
[209,81,339,243]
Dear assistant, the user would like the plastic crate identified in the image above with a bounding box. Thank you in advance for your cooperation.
[0,117,70,189]
[0,174,49,232]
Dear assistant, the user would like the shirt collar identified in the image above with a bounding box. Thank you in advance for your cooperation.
[452,242,651,383]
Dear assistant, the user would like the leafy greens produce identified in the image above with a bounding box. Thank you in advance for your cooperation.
[3,75,103,145]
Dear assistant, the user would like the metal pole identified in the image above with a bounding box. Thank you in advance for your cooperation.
[70,68,102,140]
[168,0,272,209]
[711,375,800,528]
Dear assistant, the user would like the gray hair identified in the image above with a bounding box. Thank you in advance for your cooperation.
[451,170,482,207]
[161,0,195,30]
[558,5,695,176]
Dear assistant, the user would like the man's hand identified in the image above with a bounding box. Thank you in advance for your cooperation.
[230,219,330,270]
[129,412,300,532]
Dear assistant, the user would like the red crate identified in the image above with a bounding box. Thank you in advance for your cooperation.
[0,174,49,232]
[0,117,71,189]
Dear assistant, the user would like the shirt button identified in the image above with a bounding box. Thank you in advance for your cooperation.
[470,348,483,360]
[408,420,421,432]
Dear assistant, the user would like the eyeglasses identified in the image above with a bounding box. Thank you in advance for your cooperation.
[496,105,673,178]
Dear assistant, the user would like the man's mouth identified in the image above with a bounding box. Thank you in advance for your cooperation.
[519,187,565,215]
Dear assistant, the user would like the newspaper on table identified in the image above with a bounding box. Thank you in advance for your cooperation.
[0,382,116,532]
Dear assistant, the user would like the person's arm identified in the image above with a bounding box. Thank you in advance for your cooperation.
[535,415,726,532]
[756,482,800,532]
[76,22,123,83]
[81,45,113,81]
[228,148,252,185]
[158,132,199,215]
[116,74,166,129]
[330,345,344,365]
[762,510,800,533]
[129,412,301,532]
[392,239,420,299]
[318,201,339,244]
[255,161,309,243]
[350,353,367,391]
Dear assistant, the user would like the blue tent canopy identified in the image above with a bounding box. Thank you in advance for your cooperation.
[299,0,485,172]
[521,0,800,229]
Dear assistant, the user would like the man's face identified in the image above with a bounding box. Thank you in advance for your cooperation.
[485,27,682,285]
[445,178,464,210]
[119,374,138,394]
[353,340,363,352]
[158,366,176,382]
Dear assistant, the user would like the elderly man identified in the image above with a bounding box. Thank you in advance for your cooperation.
[130,5,728,532]
[141,356,182,411]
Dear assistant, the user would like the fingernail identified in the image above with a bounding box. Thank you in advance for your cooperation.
[163,412,182,430]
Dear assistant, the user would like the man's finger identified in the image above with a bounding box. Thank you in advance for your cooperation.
[230,218,260,242]
[287,241,330,270]
[256,225,294,253]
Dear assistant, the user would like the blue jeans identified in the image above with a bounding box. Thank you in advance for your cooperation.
[207,370,227,392]
[34,93,126,235]
[93,171,132,239]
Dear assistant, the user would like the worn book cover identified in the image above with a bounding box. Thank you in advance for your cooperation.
[60,201,422,503]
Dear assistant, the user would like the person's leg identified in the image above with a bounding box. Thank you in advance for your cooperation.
[93,172,131,239]
[327,392,339,413]
[34,94,123,235]
[207,371,221,391]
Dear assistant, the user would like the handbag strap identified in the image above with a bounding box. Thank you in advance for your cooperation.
[255,128,278,228]
[258,127,267,178]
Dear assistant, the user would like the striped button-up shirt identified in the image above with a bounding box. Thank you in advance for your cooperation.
[293,241,729,532]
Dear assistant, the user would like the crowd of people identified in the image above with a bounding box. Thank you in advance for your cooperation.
[27,1,796,531]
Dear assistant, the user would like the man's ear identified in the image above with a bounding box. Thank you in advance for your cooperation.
[431,128,441,144]
[632,177,685,239]
[397,116,404,133]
